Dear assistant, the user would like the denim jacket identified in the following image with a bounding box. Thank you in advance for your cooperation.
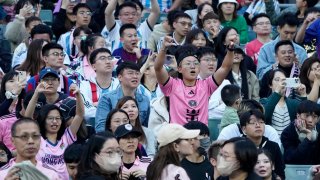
[95,87,150,132]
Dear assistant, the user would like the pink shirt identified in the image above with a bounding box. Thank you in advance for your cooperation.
[36,127,76,180]
[245,39,264,65]
[0,113,18,151]
[83,56,96,80]
[122,156,150,175]
[0,158,59,180]
[160,164,190,180]
[160,77,218,125]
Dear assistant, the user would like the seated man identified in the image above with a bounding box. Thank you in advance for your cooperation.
[281,100,320,165]
[0,118,59,179]
[112,24,150,64]
[257,12,307,80]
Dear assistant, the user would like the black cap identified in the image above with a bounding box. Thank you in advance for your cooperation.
[114,124,142,139]
[116,61,140,76]
[59,98,76,121]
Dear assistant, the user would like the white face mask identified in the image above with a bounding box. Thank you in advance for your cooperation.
[95,153,122,173]
[216,155,240,176]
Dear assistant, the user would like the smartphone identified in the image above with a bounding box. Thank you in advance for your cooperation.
[17,71,27,82]
[165,55,175,65]
[285,78,300,88]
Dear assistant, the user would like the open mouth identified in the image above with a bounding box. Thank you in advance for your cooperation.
[259,170,267,174]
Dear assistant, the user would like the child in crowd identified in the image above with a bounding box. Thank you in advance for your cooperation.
[63,143,84,180]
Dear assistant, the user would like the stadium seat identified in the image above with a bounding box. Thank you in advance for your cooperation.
[208,118,221,141]
[39,10,53,27]
[285,164,312,180]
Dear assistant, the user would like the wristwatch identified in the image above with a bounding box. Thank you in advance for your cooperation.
[5,91,18,100]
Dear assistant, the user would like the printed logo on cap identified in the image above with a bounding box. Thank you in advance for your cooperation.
[125,124,133,131]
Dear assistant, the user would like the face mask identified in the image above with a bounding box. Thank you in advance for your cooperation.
[216,155,240,176]
[200,137,211,151]
[95,153,122,173]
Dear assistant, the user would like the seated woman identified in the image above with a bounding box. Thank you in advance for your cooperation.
[0,142,12,168]
[185,28,210,49]
[260,69,303,136]
[115,124,150,180]
[193,2,214,30]
[216,137,261,180]
[255,149,279,180]
[105,108,130,133]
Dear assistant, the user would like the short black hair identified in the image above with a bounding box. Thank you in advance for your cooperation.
[239,109,265,127]
[276,12,299,28]
[305,7,320,16]
[297,100,320,116]
[116,61,140,76]
[130,0,144,12]
[202,11,219,23]
[25,16,42,28]
[167,10,180,28]
[118,1,137,14]
[73,26,92,38]
[64,143,84,163]
[174,12,192,22]
[11,117,40,137]
[305,0,319,7]
[89,48,112,64]
[73,3,92,15]
[31,24,53,40]
[42,43,63,56]
[238,99,264,117]
[184,121,210,136]
[221,84,241,106]
[251,13,270,27]
[274,40,294,54]
[120,23,137,37]
[197,46,215,59]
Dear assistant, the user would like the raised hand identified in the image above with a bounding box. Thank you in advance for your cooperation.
[69,84,80,95]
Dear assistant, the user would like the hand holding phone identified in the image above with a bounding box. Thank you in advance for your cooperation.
[17,71,27,83]
[285,78,300,88]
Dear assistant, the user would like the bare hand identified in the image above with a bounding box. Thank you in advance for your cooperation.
[4,167,20,180]
[11,81,27,95]
[162,36,177,49]
[311,165,320,177]
[295,118,312,135]
[69,84,80,95]
[35,82,49,94]
[131,169,146,178]
[304,13,317,26]
[296,83,307,97]
[19,4,30,17]
[146,51,157,64]
[121,171,130,180]
[132,47,142,59]
[274,78,286,95]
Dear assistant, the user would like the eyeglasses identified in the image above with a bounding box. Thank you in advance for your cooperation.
[78,11,92,16]
[96,56,113,62]
[46,116,62,122]
[49,52,66,57]
[247,120,265,125]
[42,77,58,82]
[177,21,192,27]
[255,22,271,26]
[12,134,41,141]
[100,149,123,157]
[182,61,200,67]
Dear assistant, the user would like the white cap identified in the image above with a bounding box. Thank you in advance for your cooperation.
[157,124,200,148]
[217,0,239,8]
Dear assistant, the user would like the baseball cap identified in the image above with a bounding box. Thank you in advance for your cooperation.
[217,0,239,8]
[114,124,142,139]
[39,68,59,79]
[59,98,76,121]
[157,124,200,148]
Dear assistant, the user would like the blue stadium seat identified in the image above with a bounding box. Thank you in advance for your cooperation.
[285,164,311,180]
[39,10,53,27]
[208,119,221,141]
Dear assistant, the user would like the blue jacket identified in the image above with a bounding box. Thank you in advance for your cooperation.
[95,87,150,132]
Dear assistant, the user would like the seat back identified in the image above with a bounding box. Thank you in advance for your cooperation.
[285,164,311,180]
[39,10,53,27]
[208,119,221,141]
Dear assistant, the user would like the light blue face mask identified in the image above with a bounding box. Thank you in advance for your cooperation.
[200,136,211,151]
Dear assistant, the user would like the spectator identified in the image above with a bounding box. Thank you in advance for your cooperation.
[197,47,218,80]
[77,132,122,179]
[227,47,260,100]
[26,43,74,96]
[95,61,150,132]
[146,123,200,180]
[115,124,150,180]
[71,26,92,59]
[105,109,130,133]
[202,12,222,45]
[217,99,282,148]
[240,109,285,179]
[281,100,320,165]
[181,121,214,180]
[16,39,48,77]
[299,57,320,103]
[63,143,83,180]
[254,149,279,180]
[103,0,160,52]
[116,96,156,157]
[0,71,26,151]
[208,141,224,180]
[257,12,307,80]
[244,0,280,26]
[193,2,214,29]
[260,69,302,136]
[0,142,12,168]
[216,137,261,180]
[154,37,233,125]
[67,33,106,81]
[58,3,99,57]
[156,12,193,52]
[220,84,241,129]
[185,29,210,48]
[217,0,248,44]
[0,118,59,179]
[80,48,120,121]
[112,24,150,64]
[259,40,301,98]
[245,13,272,65]
[215,27,256,73]
[185,0,212,24]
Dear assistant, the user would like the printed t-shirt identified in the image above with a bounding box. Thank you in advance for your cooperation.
[160,76,218,125]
